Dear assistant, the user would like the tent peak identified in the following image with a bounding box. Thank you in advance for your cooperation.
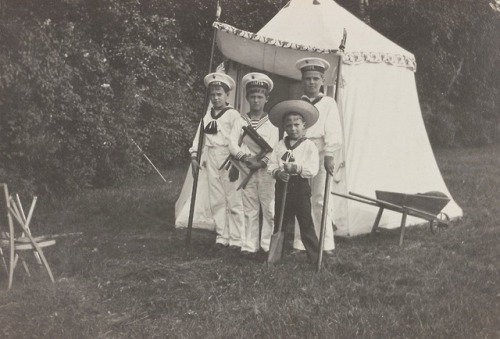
[258,0,417,71]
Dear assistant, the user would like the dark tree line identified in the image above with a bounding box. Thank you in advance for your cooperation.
[1,0,499,195]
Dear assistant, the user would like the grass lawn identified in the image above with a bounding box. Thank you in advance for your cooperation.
[1,145,499,338]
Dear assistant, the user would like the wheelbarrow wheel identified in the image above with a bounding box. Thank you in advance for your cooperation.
[430,212,450,234]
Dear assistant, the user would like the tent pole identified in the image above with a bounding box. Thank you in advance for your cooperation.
[185,2,221,251]
[317,38,346,272]
[332,29,348,234]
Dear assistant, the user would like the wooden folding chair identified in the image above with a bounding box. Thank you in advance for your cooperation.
[0,183,56,289]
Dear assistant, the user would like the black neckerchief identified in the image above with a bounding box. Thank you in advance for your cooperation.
[301,95,323,106]
[210,106,232,119]
[205,106,232,134]
[281,136,307,162]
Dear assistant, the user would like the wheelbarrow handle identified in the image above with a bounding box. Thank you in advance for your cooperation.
[332,192,379,207]
[349,191,404,211]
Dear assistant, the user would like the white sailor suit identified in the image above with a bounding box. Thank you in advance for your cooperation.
[190,105,244,247]
[229,114,279,253]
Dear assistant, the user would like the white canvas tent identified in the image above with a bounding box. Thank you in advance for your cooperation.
[175,0,463,236]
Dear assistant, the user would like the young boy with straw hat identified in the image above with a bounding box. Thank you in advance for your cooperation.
[267,100,321,264]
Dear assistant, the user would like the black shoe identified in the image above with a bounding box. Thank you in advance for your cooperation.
[229,245,241,251]
[323,250,336,258]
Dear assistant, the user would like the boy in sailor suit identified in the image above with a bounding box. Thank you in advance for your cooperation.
[293,57,343,256]
[267,100,321,264]
[189,72,244,249]
[229,73,279,256]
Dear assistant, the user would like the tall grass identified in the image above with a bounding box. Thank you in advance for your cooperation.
[1,146,499,338]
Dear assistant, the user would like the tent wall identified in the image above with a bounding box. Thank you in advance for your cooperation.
[332,62,463,236]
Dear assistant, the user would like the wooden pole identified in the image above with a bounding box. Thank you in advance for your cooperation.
[317,34,346,272]
[185,2,221,251]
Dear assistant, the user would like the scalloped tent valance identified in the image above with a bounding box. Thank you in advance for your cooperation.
[214,0,416,75]
[214,22,339,55]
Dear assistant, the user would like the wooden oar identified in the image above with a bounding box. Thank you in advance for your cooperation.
[267,181,288,264]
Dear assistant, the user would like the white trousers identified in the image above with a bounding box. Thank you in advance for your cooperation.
[293,152,335,251]
[241,167,275,252]
[206,147,244,246]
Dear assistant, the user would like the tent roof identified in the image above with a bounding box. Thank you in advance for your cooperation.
[215,0,416,78]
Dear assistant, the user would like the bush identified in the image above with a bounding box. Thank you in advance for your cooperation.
[0,0,198,195]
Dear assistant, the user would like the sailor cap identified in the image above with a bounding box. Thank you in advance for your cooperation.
[295,57,330,74]
[241,72,274,92]
[203,72,236,92]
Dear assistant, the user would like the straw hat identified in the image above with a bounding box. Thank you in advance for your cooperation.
[269,100,319,129]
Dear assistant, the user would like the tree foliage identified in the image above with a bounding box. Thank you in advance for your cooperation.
[0,0,499,195]
[369,0,500,146]
[0,0,200,194]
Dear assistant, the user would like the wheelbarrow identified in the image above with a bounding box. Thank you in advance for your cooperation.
[331,190,451,246]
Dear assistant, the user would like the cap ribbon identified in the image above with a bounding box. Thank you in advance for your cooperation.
[300,65,325,73]
[246,81,269,90]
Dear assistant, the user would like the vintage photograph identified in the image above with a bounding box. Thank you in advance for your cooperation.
[1,0,499,337]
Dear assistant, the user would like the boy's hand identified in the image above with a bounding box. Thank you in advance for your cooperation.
[324,156,335,176]
[283,162,298,174]
[276,170,289,182]
[246,159,263,170]
[191,158,202,178]
[242,155,264,171]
